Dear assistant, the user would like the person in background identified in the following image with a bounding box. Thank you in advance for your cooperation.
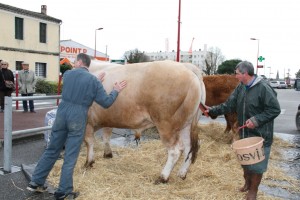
[0,61,15,112]
[204,61,281,200]
[18,61,37,113]
[27,53,127,200]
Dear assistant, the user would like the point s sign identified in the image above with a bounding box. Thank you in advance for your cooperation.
[60,46,88,55]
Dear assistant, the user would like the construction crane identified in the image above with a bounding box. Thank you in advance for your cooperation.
[188,37,195,54]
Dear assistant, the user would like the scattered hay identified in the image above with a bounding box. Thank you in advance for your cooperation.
[48,122,299,200]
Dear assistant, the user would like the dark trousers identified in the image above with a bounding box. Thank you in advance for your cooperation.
[21,93,34,111]
[0,90,13,110]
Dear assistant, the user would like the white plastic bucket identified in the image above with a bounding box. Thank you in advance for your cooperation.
[232,137,265,165]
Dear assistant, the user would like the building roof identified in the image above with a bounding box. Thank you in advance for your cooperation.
[0,3,62,24]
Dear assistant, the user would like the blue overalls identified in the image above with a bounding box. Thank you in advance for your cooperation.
[30,67,118,195]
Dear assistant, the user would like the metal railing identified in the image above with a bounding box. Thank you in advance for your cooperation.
[1,95,61,174]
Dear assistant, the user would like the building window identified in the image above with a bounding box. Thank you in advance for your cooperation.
[16,61,23,71]
[40,23,47,43]
[35,62,47,78]
[15,17,24,40]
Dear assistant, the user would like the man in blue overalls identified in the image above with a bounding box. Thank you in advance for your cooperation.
[27,53,127,199]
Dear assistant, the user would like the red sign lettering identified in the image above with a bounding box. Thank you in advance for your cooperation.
[60,46,88,54]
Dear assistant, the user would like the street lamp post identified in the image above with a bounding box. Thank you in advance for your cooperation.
[250,38,259,74]
[267,66,271,79]
[94,27,103,58]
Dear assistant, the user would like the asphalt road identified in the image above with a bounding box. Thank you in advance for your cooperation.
[273,88,300,135]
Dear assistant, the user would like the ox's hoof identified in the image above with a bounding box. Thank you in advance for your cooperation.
[154,176,169,185]
[179,174,187,180]
[177,170,187,180]
[84,160,95,168]
[103,152,113,158]
[177,169,188,180]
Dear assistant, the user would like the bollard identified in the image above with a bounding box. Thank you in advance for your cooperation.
[3,96,12,173]
[15,71,19,110]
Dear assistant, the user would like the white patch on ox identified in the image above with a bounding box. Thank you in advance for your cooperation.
[177,125,192,178]
[161,142,182,181]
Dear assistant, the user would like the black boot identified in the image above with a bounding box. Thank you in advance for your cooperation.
[246,173,263,200]
[240,168,251,192]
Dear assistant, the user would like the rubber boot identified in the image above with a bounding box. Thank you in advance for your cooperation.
[239,168,251,192]
[246,173,263,200]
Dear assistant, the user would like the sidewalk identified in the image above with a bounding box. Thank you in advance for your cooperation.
[0,108,55,199]
[0,134,54,199]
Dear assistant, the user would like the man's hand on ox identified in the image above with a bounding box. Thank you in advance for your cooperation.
[113,80,127,92]
[98,72,105,83]
[202,104,213,118]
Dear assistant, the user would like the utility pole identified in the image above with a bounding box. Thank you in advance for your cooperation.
[176,0,181,62]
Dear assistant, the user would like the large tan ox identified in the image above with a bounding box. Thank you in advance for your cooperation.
[203,74,239,140]
[85,60,206,184]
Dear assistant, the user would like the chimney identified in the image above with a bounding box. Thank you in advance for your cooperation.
[41,5,47,15]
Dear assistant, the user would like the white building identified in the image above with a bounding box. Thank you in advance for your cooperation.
[145,44,207,70]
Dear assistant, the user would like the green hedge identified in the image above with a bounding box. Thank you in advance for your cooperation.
[35,79,63,95]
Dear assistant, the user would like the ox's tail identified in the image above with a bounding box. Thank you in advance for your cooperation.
[189,107,200,164]
[188,79,205,164]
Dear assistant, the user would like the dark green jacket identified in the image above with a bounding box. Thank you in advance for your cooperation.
[209,76,281,147]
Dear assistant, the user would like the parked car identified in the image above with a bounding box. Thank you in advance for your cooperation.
[270,81,280,88]
[269,81,287,89]
[296,104,300,131]
[278,81,287,89]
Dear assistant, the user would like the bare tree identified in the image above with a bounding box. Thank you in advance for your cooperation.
[124,49,150,63]
[204,47,224,75]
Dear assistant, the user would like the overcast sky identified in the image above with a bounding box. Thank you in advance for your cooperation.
[1,0,300,78]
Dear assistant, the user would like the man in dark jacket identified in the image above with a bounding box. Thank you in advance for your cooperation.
[27,53,127,199]
[0,61,15,112]
[205,61,281,200]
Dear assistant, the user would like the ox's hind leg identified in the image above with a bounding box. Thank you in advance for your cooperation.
[155,128,182,184]
[102,127,113,158]
[84,123,96,168]
[177,125,194,180]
